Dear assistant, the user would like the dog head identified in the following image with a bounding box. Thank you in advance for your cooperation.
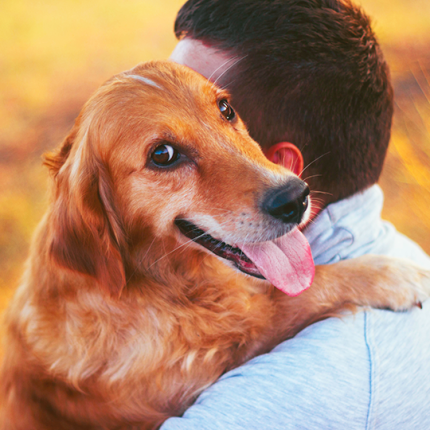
[44,61,313,298]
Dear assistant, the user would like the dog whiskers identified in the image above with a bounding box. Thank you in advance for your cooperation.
[309,190,333,196]
[309,197,325,203]
[218,77,238,91]
[207,56,240,84]
[175,220,233,258]
[300,152,330,177]
[147,228,219,269]
[302,174,322,182]
[280,150,299,174]
[128,236,159,282]
[211,55,248,89]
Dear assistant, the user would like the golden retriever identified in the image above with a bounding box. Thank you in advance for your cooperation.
[1,61,429,430]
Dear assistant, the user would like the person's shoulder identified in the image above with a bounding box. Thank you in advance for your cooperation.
[231,311,371,390]
[162,313,372,430]
[369,220,430,269]
[221,304,430,411]
[246,311,367,368]
[162,308,430,429]
[216,313,371,423]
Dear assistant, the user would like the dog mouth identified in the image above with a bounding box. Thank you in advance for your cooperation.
[175,219,265,279]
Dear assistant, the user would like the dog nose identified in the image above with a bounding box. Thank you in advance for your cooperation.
[263,178,310,224]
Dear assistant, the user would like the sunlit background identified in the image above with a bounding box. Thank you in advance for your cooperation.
[1,0,429,320]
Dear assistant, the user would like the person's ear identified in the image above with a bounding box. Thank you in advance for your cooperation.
[265,142,304,177]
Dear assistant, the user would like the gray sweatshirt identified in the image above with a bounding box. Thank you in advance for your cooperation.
[161,185,430,429]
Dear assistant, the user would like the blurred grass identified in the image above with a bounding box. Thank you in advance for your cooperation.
[1,0,430,318]
[0,0,184,314]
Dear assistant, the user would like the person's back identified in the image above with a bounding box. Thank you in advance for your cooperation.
[162,185,430,429]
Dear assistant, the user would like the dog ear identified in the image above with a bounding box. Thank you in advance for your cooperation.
[47,125,127,298]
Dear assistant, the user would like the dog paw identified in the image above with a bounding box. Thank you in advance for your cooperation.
[333,255,430,312]
[377,257,430,311]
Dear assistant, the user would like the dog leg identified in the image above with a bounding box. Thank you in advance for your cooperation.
[271,255,430,340]
[315,255,430,310]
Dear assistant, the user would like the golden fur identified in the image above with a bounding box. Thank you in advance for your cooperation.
[1,61,429,430]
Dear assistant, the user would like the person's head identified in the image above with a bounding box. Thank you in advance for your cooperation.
[170,0,394,208]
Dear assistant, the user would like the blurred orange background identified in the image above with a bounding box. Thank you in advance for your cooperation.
[1,0,430,319]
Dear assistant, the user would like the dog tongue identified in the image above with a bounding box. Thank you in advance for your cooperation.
[238,228,314,296]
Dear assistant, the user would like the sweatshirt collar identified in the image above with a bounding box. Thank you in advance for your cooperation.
[304,185,386,265]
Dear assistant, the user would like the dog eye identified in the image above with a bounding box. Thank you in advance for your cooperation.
[151,144,180,166]
[219,99,235,121]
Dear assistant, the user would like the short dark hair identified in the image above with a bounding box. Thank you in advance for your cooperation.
[174,0,394,203]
